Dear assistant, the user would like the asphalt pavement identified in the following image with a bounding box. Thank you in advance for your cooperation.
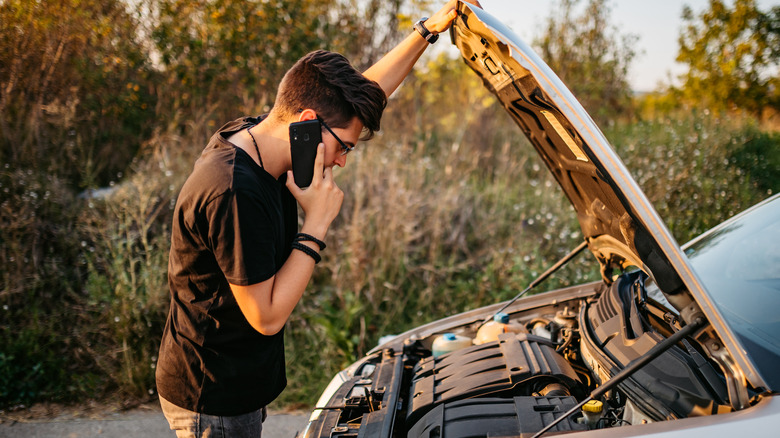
[0,403,310,438]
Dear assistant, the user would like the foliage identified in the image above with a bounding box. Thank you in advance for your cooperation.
[151,0,330,119]
[149,0,404,124]
[534,0,638,125]
[607,109,771,244]
[676,0,780,118]
[78,139,185,399]
[333,0,406,69]
[1,0,778,412]
[0,0,157,189]
[728,129,780,195]
[0,169,89,406]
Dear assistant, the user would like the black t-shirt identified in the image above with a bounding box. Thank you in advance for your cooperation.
[156,116,298,415]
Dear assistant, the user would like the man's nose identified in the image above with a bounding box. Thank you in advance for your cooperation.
[334,154,347,168]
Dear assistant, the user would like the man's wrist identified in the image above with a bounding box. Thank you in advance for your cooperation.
[295,232,326,251]
[292,241,321,264]
[413,17,439,44]
[299,224,327,242]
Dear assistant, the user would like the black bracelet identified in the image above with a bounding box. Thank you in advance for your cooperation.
[294,233,326,251]
[292,242,321,264]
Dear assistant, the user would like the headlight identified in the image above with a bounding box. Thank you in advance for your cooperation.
[308,353,379,421]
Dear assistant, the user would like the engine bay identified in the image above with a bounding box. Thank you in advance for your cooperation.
[300,272,747,438]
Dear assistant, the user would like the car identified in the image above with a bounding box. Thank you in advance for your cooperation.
[297,2,780,437]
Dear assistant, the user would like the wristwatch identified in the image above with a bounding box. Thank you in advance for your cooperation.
[414,17,439,44]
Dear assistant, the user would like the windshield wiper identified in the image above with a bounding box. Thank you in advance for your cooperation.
[479,240,588,329]
[531,316,707,438]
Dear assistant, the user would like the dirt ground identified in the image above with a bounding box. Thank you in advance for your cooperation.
[0,401,309,438]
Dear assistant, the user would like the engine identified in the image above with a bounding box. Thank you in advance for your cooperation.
[300,275,730,438]
[405,330,588,437]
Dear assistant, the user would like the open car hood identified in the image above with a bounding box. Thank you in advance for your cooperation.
[450,1,768,393]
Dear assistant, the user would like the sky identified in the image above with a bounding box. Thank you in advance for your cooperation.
[471,0,779,92]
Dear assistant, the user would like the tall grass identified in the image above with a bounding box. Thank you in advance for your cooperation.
[2,64,778,409]
[78,137,186,398]
[0,169,87,405]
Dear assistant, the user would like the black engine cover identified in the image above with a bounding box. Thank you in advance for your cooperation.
[582,272,729,419]
[406,332,583,425]
[407,396,587,438]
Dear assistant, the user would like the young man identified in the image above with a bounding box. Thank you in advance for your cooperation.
[156,1,479,436]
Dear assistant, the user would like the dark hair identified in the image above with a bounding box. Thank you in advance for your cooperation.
[272,50,387,140]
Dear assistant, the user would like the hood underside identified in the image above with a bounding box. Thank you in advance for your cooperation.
[449,1,767,392]
[451,6,674,290]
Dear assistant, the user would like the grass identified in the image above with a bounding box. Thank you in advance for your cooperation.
[1,78,778,409]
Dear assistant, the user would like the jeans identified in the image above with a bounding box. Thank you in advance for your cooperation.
[159,396,266,438]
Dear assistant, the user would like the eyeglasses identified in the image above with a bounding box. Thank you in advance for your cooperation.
[317,115,354,156]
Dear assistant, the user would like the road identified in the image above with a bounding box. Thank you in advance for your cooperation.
[0,404,310,438]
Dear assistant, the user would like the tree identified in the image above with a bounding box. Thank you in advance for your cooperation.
[534,0,638,125]
[676,0,780,117]
[150,0,404,122]
[0,0,156,188]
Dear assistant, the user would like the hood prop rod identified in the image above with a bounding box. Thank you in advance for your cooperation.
[478,240,588,329]
[531,316,706,438]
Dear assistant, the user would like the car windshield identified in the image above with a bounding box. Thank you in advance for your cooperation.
[684,195,780,391]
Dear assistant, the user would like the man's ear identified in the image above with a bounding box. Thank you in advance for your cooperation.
[298,108,317,122]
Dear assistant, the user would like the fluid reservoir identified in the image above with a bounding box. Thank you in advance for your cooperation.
[474,313,523,345]
[432,333,472,357]
[581,399,604,429]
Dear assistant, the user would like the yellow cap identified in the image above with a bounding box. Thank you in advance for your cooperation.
[582,400,603,413]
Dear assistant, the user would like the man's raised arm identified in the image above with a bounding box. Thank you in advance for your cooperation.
[362,0,482,97]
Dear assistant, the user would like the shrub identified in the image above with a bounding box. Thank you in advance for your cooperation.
[78,134,191,399]
[728,129,780,195]
[0,0,157,189]
[0,168,88,406]
[607,109,772,243]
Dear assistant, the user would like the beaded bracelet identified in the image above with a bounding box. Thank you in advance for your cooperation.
[294,233,326,251]
[291,241,321,264]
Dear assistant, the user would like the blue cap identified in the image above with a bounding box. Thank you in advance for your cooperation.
[444,333,457,341]
[494,313,509,324]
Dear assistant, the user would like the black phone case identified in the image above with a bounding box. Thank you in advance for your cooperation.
[289,119,322,187]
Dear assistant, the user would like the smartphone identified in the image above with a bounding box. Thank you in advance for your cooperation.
[289,119,322,188]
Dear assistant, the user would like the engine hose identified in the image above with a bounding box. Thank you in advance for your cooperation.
[569,361,593,388]
[555,328,575,353]
[535,382,571,397]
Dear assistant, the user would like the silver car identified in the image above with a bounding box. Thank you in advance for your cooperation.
[299,2,780,437]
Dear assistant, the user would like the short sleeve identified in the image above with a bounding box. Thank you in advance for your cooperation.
[207,189,279,286]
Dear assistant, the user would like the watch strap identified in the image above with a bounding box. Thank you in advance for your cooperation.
[414,17,439,44]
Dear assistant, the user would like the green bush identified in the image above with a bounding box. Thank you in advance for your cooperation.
[0,169,89,406]
[607,109,772,243]
[77,136,191,399]
[2,2,778,411]
[0,0,157,190]
[729,129,780,195]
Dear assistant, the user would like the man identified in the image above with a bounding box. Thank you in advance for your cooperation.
[156,1,478,436]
